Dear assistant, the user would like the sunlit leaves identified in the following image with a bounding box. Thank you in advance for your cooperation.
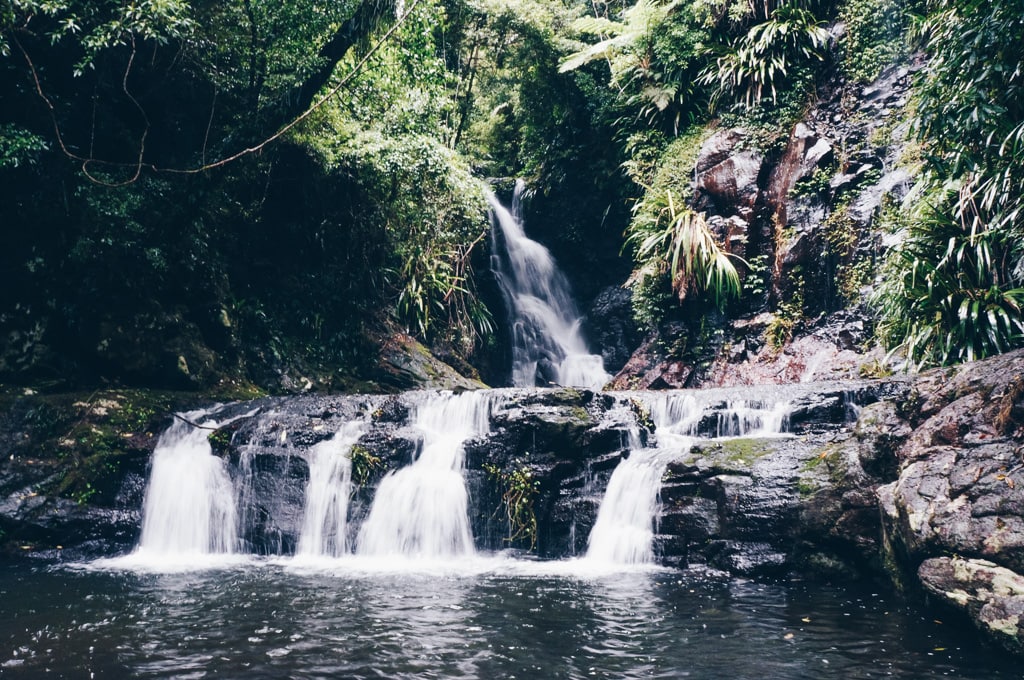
[1,0,196,74]
[701,5,828,108]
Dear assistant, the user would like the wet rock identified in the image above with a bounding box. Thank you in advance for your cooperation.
[696,145,765,220]
[695,128,747,174]
[374,332,487,391]
[608,335,695,390]
[583,286,642,374]
[767,123,834,212]
[919,557,1024,653]
[880,351,1024,580]
[853,401,911,479]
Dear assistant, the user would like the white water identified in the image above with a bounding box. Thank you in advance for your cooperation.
[489,181,610,389]
[295,420,367,558]
[356,391,492,559]
[586,395,791,566]
[134,410,238,558]
[106,389,793,573]
[716,400,791,437]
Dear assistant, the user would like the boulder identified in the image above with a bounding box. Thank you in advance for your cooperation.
[374,332,487,391]
[919,557,1024,653]
[695,129,764,220]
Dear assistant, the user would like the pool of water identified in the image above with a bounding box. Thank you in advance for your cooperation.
[0,557,1015,678]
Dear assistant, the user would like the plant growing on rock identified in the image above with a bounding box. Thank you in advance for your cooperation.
[350,445,383,486]
[875,0,1024,369]
[874,199,1024,368]
[625,190,742,312]
[483,461,540,551]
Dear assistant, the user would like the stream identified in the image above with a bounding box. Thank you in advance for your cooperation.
[2,561,1017,678]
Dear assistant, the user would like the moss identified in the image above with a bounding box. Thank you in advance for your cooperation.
[797,478,820,498]
[546,388,585,406]
[722,438,772,462]
[858,359,894,379]
[570,406,592,424]
[698,438,774,470]
[6,389,199,507]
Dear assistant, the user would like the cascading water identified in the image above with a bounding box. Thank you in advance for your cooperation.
[585,397,700,565]
[295,420,367,558]
[586,395,791,566]
[135,409,237,557]
[716,400,791,437]
[356,391,492,559]
[488,181,610,389]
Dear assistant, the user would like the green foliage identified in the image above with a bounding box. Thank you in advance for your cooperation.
[874,0,1024,370]
[561,0,713,132]
[914,0,1024,242]
[822,201,869,303]
[701,4,829,109]
[311,129,493,346]
[0,124,48,168]
[874,197,1024,369]
[2,0,195,73]
[767,274,804,348]
[483,460,540,550]
[349,444,382,485]
[839,0,917,83]
[626,190,741,314]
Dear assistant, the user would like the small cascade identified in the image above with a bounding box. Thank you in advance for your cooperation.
[716,400,791,438]
[586,394,792,566]
[356,391,493,559]
[488,181,609,389]
[295,420,367,558]
[585,448,680,565]
[135,410,237,557]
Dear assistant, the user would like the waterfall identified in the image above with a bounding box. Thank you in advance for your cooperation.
[585,449,680,565]
[135,410,237,557]
[356,391,492,559]
[295,420,367,558]
[586,395,791,566]
[488,180,610,389]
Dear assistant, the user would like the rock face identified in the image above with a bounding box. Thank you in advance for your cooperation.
[614,58,923,391]
[876,351,1024,651]
[582,286,642,375]
[919,557,1024,651]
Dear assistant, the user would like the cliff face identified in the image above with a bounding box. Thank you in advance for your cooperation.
[604,56,922,390]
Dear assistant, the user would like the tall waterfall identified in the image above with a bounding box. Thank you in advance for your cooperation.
[586,396,791,566]
[489,181,610,389]
[295,420,367,558]
[356,391,492,559]
[136,410,237,557]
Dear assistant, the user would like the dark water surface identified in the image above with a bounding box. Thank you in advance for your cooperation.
[0,559,1016,679]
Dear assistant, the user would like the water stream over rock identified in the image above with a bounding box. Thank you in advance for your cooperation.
[489,181,610,389]
[356,391,493,559]
[135,409,238,558]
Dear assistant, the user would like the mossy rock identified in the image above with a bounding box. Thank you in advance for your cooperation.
[689,437,776,472]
